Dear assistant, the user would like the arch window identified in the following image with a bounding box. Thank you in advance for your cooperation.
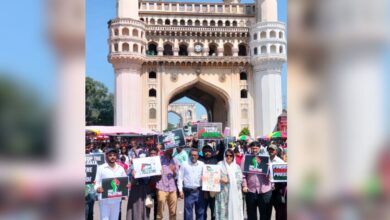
[165,19,170,25]
[270,45,277,53]
[133,44,139,53]
[114,28,119,36]
[253,33,257,40]
[186,110,192,117]
[209,43,217,56]
[225,20,230,26]
[122,43,129,52]
[279,46,284,54]
[260,31,266,39]
[261,46,267,54]
[202,20,208,26]
[223,44,233,56]
[149,71,157,79]
[140,18,145,22]
[163,43,173,56]
[240,72,247,80]
[114,43,118,52]
[157,19,163,25]
[195,20,200,26]
[141,46,144,54]
[179,44,188,56]
[149,108,156,119]
[217,20,223,27]
[132,29,139,37]
[122,28,129,36]
[187,20,193,26]
[149,89,157,97]
[270,31,276,38]
[238,44,247,56]
[147,42,158,55]
[180,19,185,25]
[240,89,248,99]
[279,31,284,39]
[253,47,258,55]
[173,19,178,25]
[150,19,155,25]
[210,20,216,26]
[232,21,237,27]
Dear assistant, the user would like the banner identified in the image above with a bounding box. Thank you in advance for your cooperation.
[202,165,221,192]
[270,163,287,182]
[242,154,270,175]
[197,123,223,139]
[86,153,105,165]
[101,176,129,199]
[85,164,97,184]
[132,156,162,178]
[158,128,186,149]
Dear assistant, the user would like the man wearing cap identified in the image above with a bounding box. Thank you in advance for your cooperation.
[95,148,128,220]
[241,141,273,220]
[199,145,218,220]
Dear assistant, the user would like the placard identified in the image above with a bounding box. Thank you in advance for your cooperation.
[270,163,287,182]
[132,156,162,178]
[197,123,223,139]
[85,164,97,184]
[158,128,186,149]
[101,176,129,199]
[202,165,221,192]
[86,153,105,165]
[184,124,198,136]
[242,154,270,175]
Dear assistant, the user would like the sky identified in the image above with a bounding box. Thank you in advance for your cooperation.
[86,0,287,124]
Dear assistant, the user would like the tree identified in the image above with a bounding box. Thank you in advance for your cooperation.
[86,77,114,125]
[238,127,251,137]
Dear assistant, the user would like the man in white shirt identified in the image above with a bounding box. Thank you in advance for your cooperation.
[94,148,127,220]
[178,148,205,220]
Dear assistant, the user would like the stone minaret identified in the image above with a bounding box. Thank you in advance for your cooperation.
[109,0,146,127]
[250,0,286,136]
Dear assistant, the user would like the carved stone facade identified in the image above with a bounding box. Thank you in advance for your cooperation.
[109,0,286,136]
[167,103,197,127]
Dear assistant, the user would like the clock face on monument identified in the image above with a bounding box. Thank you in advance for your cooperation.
[194,44,203,53]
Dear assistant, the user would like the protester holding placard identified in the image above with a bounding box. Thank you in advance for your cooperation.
[241,141,273,220]
[94,148,128,220]
[156,148,178,220]
[126,148,156,220]
[199,145,218,220]
[215,149,244,220]
[178,148,205,220]
[268,144,287,220]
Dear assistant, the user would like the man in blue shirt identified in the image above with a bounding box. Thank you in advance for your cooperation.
[178,148,205,220]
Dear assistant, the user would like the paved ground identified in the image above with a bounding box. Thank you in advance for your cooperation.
[94,197,276,219]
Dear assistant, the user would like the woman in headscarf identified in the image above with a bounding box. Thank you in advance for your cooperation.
[215,149,244,220]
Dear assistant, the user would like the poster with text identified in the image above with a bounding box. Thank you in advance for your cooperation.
[158,128,186,149]
[86,153,105,165]
[85,164,97,184]
[101,176,129,199]
[270,163,287,182]
[132,156,162,178]
[242,154,270,175]
[197,123,223,139]
[202,165,221,192]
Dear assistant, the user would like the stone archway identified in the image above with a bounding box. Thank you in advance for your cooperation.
[167,110,183,128]
[166,79,230,130]
[167,103,197,127]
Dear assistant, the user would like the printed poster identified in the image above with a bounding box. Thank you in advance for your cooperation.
[86,153,105,165]
[85,164,97,184]
[132,156,162,178]
[270,163,287,182]
[101,176,129,199]
[158,128,186,149]
[202,165,221,192]
[242,154,270,175]
[197,123,223,139]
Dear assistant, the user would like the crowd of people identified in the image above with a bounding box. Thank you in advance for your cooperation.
[85,136,287,220]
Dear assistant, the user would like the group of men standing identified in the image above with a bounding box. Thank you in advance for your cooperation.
[88,139,287,220]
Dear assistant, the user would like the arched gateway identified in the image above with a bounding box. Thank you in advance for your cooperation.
[109,0,286,136]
